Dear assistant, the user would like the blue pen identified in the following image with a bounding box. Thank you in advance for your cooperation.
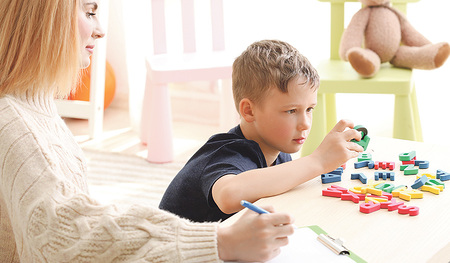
[242,200,298,228]
[240,200,270,214]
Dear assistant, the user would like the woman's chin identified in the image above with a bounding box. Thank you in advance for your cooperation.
[80,56,91,69]
[81,62,90,69]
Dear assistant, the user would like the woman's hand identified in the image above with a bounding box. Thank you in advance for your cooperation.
[217,206,295,262]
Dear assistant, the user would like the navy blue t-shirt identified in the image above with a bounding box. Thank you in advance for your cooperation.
[159,125,292,222]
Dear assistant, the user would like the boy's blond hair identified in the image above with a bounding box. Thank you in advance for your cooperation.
[0,0,80,98]
[232,40,319,112]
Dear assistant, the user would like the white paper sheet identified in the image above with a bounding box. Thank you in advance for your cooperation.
[226,227,357,263]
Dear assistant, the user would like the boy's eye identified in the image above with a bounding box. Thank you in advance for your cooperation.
[286,109,297,114]
[307,107,315,113]
[86,12,96,18]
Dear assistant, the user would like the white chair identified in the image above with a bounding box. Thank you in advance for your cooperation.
[141,0,236,163]
[55,1,110,138]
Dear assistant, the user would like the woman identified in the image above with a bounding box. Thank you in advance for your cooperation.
[0,0,294,262]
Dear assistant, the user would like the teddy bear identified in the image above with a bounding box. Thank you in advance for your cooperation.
[339,0,450,78]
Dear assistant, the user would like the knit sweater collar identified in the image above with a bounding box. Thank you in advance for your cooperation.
[7,92,59,118]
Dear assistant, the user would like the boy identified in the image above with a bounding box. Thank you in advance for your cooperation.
[159,40,363,222]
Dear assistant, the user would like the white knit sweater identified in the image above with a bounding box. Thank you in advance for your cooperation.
[0,94,220,262]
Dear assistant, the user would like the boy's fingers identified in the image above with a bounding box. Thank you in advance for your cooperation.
[348,142,364,153]
[345,128,362,141]
[331,119,355,133]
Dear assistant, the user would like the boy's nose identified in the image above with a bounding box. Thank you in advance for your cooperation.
[297,117,311,132]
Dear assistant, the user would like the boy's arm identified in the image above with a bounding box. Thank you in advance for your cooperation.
[212,119,363,214]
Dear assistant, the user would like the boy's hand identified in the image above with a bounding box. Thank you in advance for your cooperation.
[311,119,364,173]
[217,206,295,262]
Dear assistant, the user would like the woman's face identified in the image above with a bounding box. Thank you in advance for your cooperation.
[78,0,105,68]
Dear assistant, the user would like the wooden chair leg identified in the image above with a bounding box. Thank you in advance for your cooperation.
[301,93,328,157]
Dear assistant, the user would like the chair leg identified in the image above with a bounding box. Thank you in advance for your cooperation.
[325,93,337,132]
[393,94,416,141]
[301,93,327,157]
[143,81,174,163]
[140,83,151,145]
[410,85,423,141]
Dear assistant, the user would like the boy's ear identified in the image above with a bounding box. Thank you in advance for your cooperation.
[239,98,255,122]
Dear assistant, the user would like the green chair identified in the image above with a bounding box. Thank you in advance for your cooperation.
[301,0,423,157]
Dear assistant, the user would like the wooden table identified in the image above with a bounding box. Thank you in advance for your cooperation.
[224,137,450,263]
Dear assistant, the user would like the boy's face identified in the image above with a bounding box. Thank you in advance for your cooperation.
[252,77,317,155]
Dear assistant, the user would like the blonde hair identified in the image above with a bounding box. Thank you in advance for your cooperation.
[0,0,80,98]
[232,40,319,112]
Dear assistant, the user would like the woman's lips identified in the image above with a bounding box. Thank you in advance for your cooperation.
[86,45,95,54]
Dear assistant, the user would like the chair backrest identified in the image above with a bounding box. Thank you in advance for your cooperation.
[151,0,225,55]
[318,0,420,60]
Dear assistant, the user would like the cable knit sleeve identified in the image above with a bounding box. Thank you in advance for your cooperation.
[27,192,220,262]
[0,97,221,262]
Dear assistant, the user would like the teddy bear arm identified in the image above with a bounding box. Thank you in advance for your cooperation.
[400,21,431,47]
[391,8,431,47]
[339,8,371,61]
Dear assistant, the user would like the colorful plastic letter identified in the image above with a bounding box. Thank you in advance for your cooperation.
[408,206,420,216]
[381,192,393,200]
[398,205,420,216]
[351,125,370,151]
[418,174,436,180]
[402,160,415,165]
[437,170,450,181]
[351,173,367,184]
[411,175,429,189]
[398,189,423,201]
[399,151,416,161]
[414,160,430,169]
[421,185,441,195]
[426,179,445,190]
[360,201,380,214]
[365,196,388,204]
[322,188,343,197]
[341,191,362,203]
[400,164,419,175]
[329,167,344,175]
[365,187,383,196]
[321,173,341,184]
[392,185,408,197]
[374,172,395,181]
[349,186,363,194]
[322,185,348,197]
[380,198,404,211]
[354,161,370,169]
[358,152,372,162]
[375,183,395,193]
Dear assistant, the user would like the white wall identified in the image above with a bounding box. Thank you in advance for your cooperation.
[104,0,450,144]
